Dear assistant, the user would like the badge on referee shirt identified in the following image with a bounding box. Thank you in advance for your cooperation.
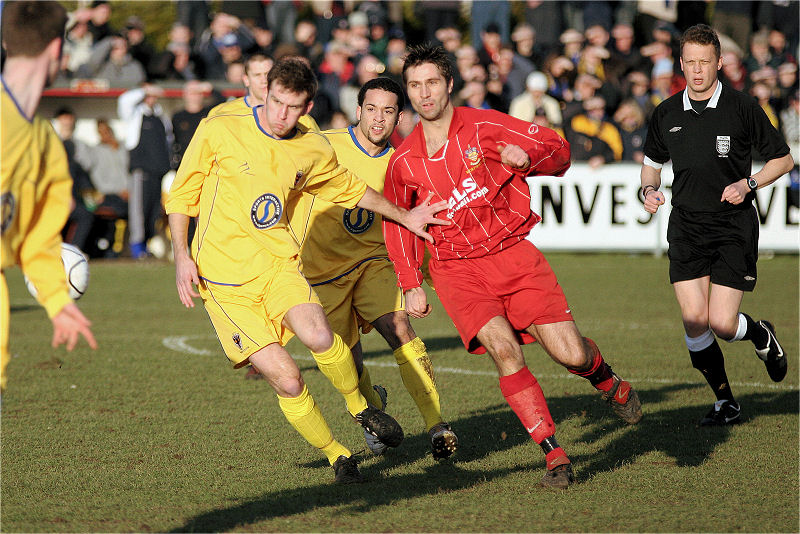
[716,135,730,157]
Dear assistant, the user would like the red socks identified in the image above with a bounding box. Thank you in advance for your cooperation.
[568,337,615,392]
[500,367,569,468]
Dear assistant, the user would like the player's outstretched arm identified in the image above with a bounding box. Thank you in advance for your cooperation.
[168,213,201,308]
[404,286,432,318]
[51,303,97,351]
[358,188,449,243]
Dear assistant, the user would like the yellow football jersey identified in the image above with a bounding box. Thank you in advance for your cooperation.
[1,83,73,318]
[166,107,367,286]
[292,126,394,284]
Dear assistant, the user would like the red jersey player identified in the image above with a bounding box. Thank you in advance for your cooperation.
[383,45,643,489]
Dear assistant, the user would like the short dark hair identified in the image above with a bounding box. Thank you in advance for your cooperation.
[54,106,74,118]
[244,53,272,75]
[357,77,404,108]
[402,44,454,85]
[267,56,318,103]
[680,24,721,60]
[1,1,68,58]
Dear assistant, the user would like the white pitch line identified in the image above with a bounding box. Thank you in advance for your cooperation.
[162,335,800,391]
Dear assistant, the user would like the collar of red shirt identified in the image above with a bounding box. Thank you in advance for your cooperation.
[406,106,470,158]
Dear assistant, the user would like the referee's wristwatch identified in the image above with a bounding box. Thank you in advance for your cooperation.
[746,176,758,192]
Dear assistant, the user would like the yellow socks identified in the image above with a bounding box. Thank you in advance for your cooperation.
[312,333,368,417]
[394,337,442,431]
[358,364,384,408]
[277,385,351,465]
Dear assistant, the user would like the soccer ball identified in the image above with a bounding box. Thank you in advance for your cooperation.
[24,243,90,300]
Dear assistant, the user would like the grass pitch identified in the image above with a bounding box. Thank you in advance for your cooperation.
[2,253,798,533]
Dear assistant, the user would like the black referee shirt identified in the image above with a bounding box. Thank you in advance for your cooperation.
[643,81,790,213]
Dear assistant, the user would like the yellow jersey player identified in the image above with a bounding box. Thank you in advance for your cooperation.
[291,78,458,461]
[206,53,272,118]
[206,53,320,139]
[1,1,97,395]
[166,57,447,484]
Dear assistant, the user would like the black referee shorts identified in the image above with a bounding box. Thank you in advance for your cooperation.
[667,206,759,292]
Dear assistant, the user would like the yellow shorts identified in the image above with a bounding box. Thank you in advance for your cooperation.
[200,259,321,367]
[312,258,404,348]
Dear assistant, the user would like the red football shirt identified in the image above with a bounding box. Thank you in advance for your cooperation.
[383,106,571,290]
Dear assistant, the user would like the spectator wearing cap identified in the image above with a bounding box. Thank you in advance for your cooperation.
[509,71,563,130]
[196,12,255,80]
[348,11,370,40]
[650,57,681,106]
[82,34,147,87]
[612,99,647,163]
[559,29,585,67]
[470,0,511,53]
[566,95,623,168]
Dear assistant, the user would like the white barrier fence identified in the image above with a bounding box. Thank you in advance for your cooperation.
[526,163,799,253]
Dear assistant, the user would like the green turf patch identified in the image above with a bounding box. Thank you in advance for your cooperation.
[2,254,797,532]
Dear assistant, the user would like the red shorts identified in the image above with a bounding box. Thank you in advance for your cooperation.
[429,240,573,354]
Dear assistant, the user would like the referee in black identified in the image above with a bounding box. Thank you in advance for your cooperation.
[640,24,793,426]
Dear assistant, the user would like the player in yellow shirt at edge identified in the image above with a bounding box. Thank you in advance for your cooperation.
[1,1,97,397]
[291,77,458,460]
[166,57,447,483]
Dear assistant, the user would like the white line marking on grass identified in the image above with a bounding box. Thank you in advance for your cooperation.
[162,335,799,391]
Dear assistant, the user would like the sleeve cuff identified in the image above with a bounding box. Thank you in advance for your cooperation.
[643,156,664,170]
[42,292,73,319]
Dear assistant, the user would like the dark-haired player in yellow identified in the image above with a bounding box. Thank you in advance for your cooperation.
[291,77,458,460]
[1,1,97,395]
[166,57,447,483]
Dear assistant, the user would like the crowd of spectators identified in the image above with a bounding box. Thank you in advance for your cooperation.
[36,0,799,258]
